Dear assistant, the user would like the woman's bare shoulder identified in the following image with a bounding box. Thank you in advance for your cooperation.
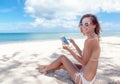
[85,37,99,47]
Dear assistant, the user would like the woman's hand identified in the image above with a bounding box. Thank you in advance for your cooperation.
[62,43,70,51]
[68,38,75,44]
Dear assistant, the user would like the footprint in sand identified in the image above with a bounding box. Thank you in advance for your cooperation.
[31,54,40,57]
[0,55,9,61]
[0,52,21,62]
[12,52,21,57]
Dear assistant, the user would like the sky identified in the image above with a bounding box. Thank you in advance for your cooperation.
[0,0,120,33]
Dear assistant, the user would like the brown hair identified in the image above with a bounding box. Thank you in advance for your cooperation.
[79,14,101,38]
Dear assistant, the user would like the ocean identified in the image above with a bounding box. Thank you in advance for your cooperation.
[0,31,120,43]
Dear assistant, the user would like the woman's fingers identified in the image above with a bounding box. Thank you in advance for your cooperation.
[68,38,74,43]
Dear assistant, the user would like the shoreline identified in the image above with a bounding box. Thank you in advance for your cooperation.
[0,35,119,45]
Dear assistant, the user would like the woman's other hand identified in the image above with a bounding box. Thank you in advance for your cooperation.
[68,38,75,44]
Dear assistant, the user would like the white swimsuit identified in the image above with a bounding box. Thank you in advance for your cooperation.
[75,72,96,84]
[75,57,98,84]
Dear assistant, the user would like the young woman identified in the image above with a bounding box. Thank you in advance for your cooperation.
[38,14,101,84]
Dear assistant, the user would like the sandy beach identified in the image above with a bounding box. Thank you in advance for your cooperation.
[0,36,120,84]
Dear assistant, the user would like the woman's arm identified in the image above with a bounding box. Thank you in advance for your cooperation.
[69,39,82,56]
[63,39,94,66]
[67,48,86,66]
[62,44,85,66]
[72,42,82,56]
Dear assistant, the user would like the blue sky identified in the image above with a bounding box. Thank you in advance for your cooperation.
[0,0,120,33]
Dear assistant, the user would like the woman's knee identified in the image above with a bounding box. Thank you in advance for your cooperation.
[60,55,66,59]
[60,55,68,61]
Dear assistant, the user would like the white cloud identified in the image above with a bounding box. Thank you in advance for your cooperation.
[24,0,120,28]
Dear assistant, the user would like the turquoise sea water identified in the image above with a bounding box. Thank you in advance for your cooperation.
[0,31,120,43]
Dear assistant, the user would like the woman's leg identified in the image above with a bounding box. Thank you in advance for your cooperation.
[38,63,82,73]
[38,55,82,84]
[59,63,82,71]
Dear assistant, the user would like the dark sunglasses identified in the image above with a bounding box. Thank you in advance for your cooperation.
[79,22,91,27]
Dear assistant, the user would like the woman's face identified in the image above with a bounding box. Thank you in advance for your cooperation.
[80,17,95,35]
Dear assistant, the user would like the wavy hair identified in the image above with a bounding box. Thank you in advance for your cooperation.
[79,14,101,38]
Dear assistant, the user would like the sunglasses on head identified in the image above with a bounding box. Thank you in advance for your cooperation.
[79,22,91,27]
